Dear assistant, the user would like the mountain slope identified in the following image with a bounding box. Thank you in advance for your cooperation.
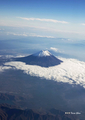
[15,50,63,67]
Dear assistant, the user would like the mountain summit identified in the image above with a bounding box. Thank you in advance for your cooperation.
[15,50,63,67]
[33,50,51,57]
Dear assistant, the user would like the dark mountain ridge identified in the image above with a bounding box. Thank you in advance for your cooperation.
[0,104,77,120]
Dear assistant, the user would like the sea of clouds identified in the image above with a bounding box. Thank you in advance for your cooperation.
[0,57,85,88]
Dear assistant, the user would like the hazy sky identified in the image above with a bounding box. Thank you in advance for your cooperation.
[1,0,85,89]
[1,0,85,39]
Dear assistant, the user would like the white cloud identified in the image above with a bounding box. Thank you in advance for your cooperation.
[7,32,55,38]
[0,23,82,37]
[0,66,12,72]
[50,47,63,53]
[7,32,28,37]
[5,55,14,58]
[18,17,69,24]
[1,57,85,88]
[81,23,85,26]
[15,55,28,58]
[50,47,58,52]
[29,34,55,38]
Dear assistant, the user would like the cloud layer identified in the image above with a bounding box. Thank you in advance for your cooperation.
[7,32,55,38]
[18,17,68,24]
[1,57,85,88]
[50,47,58,52]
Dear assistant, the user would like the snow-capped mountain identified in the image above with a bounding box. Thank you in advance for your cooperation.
[33,50,51,57]
[15,50,63,67]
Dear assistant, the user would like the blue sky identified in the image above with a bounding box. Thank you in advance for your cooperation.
[1,0,85,40]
